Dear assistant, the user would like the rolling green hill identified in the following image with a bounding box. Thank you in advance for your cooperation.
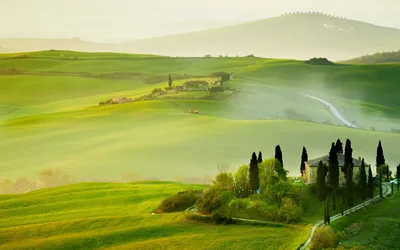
[0,182,309,250]
[342,49,400,64]
[119,13,400,61]
[1,51,399,186]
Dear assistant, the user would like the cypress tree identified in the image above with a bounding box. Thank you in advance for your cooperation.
[346,163,354,208]
[168,74,173,87]
[249,152,259,194]
[343,139,353,179]
[275,145,283,167]
[367,166,374,199]
[359,158,367,202]
[397,164,400,179]
[335,139,343,154]
[376,140,385,173]
[257,151,263,164]
[300,146,308,177]
[316,161,327,202]
[328,142,339,210]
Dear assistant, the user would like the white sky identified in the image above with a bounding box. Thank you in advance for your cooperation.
[1,0,399,42]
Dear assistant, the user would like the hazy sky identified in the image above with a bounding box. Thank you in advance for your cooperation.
[1,0,399,42]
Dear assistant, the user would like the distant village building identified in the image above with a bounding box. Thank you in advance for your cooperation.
[183,81,209,91]
[303,153,371,185]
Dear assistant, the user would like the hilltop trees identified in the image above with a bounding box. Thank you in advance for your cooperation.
[359,158,367,202]
[258,151,263,164]
[300,147,308,177]
[328,143,339,210]
[249,152,260,194]
[275,145,287,179]
[343,139,353,179]
[335,139,343,154]
[367,166,374,199]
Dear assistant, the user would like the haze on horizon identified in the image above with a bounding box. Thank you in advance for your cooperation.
[1,0,399,42]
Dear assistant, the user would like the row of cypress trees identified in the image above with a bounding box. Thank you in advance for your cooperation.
[315,139,391,224]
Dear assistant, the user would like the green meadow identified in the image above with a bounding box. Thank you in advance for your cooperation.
[0,182,309,250]
[1,50,400,249]
[1,50,400,182]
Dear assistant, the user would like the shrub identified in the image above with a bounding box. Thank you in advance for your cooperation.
[211,211,235,224]
[158,191,199,213]
[213,172,234,188]
[197,186,233,214]
[263,180,293,204]
[152,88,162,94]
[310,227,340,250]
[228,198,250,212]
[277,197,303,223]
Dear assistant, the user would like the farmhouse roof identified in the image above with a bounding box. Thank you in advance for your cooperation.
[305,153,365,167]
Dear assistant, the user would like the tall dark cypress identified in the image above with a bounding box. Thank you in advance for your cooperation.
[328,142,339,210]
[275,145,283,166]
[168,74,173,87]
[397,164,400,179]
[300,146,308,177]
[367,166,374,199]
[343,139,353,179]
[346,163,354,207]
[249,152,259,194]
[376,140,385,173]
[335,139,343,154]
[257,151,263,164]
[359,158,367,202]
[316,161,327,202]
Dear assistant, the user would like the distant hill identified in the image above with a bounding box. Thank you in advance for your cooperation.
[0,38,116,53]
[342,49,400,64]
[2,13,400,61]
[119,13,400,61]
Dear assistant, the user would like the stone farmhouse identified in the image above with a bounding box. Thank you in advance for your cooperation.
[303,153,371,185]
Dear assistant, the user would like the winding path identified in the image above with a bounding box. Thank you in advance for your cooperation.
[300,93,357,128]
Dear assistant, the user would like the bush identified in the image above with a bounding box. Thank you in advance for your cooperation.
[228,198,250,212]
[197,186,233,214]
[152,88,162,94]
[310,227,340,250]
[158,191,199,213]
[278,197,303,223]
[211,211,235,224]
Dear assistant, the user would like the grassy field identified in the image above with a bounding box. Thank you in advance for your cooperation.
[1,100,400,182]
[330,191,400,249]
[1,50,399,183]
[0,182,310,250]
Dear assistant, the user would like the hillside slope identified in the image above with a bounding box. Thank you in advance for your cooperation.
[0,182,309,250]
[342,49,400,64]
[118,13,400,61]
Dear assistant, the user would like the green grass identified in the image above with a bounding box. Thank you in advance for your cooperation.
[0,182,310,250]
[1,100,400,182]
[330,191,400,249]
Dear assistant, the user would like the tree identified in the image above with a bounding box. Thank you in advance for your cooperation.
[328,142,339,210]
[168,74,173,87]
[257,151,263,164]
[397,164,400,179]
[359,158,367,202]
[300,146,308,177]
[335,139,343,154]
[234,165,249,198]
[275,145,283,166]
[367,166,374,199]
[346,163,354,208]
[249,152,260,194]
[343,139,353,179]
[316,161,327,202]
[376,140,385,173]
